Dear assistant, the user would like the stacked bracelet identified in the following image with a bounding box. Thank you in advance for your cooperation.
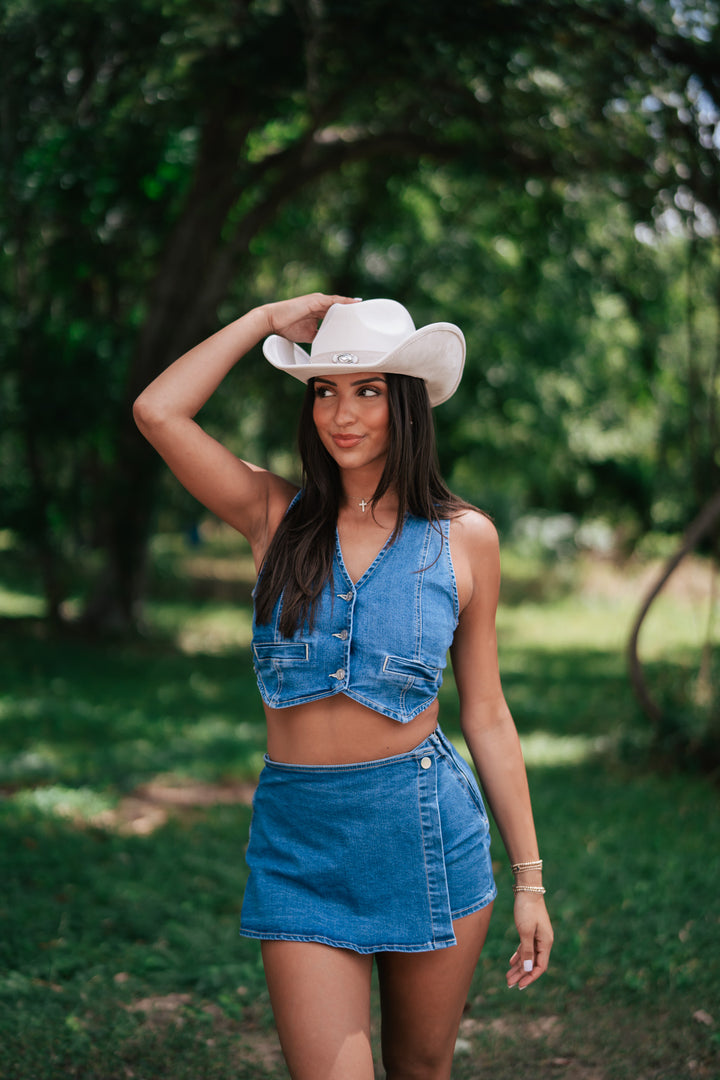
[511,859,545,896]
[511,859,543,874]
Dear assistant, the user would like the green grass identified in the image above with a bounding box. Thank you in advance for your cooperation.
[1,534,719,1079]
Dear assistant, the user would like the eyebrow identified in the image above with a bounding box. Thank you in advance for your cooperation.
[313,376,387,387]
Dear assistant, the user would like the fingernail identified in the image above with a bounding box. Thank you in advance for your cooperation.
[523,959,533,973]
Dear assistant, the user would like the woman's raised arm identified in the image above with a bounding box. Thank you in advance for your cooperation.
[133,293,355,561]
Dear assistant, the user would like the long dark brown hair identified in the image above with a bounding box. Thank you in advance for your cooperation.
[254,372,474,637]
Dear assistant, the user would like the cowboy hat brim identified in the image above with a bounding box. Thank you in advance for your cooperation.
[262,323,465,407]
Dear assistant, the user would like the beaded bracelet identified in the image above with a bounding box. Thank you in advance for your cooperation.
[513,884,546,895]
[511,859,543,874]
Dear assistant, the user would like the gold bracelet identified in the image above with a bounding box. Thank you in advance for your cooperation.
[513,884,546,895]
[511,860,543,875]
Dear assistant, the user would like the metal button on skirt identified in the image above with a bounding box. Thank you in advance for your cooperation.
[239,727,496,954]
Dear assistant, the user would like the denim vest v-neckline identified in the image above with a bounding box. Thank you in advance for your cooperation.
[334,522,399,588]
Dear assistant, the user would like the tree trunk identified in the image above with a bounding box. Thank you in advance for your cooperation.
[78,113,254,634]
[78,427,158,634]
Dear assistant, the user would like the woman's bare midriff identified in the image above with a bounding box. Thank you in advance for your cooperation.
[264,694,440,765]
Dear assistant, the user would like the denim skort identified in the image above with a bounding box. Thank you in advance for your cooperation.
[239,727,496,954]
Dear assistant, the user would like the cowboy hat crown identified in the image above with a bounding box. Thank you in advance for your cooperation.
[262,298,465,406]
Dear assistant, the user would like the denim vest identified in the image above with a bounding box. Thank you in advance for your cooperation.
[251,510,459,724]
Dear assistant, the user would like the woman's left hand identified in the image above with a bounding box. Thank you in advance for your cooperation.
[263,293,358,345]
[506,894,554,990]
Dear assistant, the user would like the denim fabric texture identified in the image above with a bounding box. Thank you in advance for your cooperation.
[251,509,459,723]
[240,728,496,954]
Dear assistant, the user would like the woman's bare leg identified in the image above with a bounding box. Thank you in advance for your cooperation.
[261,940,375,1080]
[376,904,493,1080]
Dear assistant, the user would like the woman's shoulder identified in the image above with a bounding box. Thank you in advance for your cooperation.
[448,505,499,551]
[447,507,500,608]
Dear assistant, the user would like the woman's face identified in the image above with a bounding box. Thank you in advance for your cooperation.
[311,373,391,473]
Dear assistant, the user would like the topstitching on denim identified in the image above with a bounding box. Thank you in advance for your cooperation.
[239,729,496,953]
[251,507,460,722]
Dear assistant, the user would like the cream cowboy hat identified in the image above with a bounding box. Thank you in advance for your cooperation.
[262,298,465,406]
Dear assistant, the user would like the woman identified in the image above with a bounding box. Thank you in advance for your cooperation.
[133,292,553,1080]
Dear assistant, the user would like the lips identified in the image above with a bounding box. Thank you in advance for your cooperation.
[332,434,364,448]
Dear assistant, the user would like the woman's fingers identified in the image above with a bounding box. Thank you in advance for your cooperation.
[506,901,554,990]
[265,293,359,341]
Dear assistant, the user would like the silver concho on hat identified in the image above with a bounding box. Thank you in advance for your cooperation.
[333,353,359,364]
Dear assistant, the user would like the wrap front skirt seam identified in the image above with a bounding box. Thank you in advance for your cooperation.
[239,727,496,954]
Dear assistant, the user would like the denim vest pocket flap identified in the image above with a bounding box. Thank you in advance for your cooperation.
[382,655,440,689]
[253,643,309,663]
[253,642,309,705]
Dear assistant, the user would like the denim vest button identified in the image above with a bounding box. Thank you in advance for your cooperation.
[329,668,345,680]
[420,756,432,769]
[333,630,348,640]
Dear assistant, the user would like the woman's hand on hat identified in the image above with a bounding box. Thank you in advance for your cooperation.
[262,293,359,344]
[506,894,553,990]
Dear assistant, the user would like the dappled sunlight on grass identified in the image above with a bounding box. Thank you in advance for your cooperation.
[10,784,118,821]
[0,627,267,789]
[498,590,714,657]
[179,717,259,747]
[0,584,44,617]
[497,599,630,651]
[146,601,254,654]
[8,776,260,835]
[0,735,66,783]
[449,730,611,769]
[518,730,613,767]
[498,551,718,660]
[636,592,719,661]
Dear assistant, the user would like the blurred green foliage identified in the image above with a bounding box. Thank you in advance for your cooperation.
[1,0,719,628]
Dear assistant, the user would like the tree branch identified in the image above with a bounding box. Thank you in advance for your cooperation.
[627,489,720,724]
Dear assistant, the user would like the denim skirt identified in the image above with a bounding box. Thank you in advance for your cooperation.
[239,727,496,954]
